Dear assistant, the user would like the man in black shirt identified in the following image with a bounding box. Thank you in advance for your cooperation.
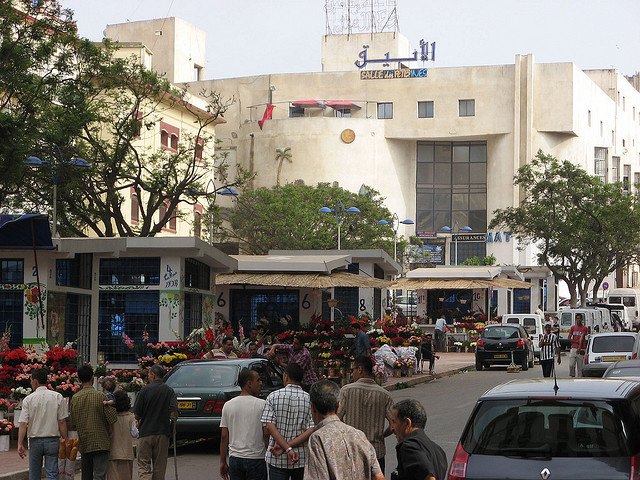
[133,364,178,480]
[390,399,447,480]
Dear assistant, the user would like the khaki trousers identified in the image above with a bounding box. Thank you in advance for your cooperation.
[137,434,169,480]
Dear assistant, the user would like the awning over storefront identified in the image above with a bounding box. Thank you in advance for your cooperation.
[0,214,53,249]
[391,277,532,290]
[216,271,392,288]
[292,99,326,108]
[325,101,362,110]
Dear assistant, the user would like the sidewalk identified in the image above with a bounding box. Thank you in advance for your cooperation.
[0,352,475,480]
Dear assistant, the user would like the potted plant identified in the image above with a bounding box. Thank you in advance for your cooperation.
[0,418,14,451]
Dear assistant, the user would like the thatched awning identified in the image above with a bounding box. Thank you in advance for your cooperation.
[215,271,392,288]
[391,277,532,290]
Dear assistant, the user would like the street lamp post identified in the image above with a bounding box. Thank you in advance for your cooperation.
[377,213,414,262]
[440,221,472,265]
[185,179,238,243]
[319,200,360,250]
[24,144,90,237]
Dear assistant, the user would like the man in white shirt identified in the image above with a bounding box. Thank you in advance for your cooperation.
[220,368,268,480]
[434,316,447,352]
[17,368,68,480]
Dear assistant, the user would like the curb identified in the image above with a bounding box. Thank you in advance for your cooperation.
[383,364,475,391]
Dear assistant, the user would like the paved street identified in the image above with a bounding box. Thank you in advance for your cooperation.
[101,360,556,480]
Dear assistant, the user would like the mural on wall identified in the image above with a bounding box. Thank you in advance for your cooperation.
[47,292,66,346]
[159,291,183,329]
[100,285,149,291]
[202,294,215,329]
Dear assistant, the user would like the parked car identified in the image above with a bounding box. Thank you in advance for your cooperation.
[582,332,637,377]
[448,378,640,480]
[502,314,544,359]
[164,358,284,440]
[475,324,535,371]
[394,294,417,317]
[603,359,640,380]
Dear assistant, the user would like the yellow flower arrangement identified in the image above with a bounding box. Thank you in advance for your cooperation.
[377,336,391,344]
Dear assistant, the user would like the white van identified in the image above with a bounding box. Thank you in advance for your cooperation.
[502,314,544,359]
[558,309,601,349]
[607,288,640,330]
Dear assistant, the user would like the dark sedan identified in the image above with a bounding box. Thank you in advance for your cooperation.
[164,358,284,440]
[603,359,640,380]
[448,378,640,480]
[475,324,534,371]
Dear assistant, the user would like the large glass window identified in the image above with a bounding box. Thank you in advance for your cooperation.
[417,142,487,234]
[594,147,607,183]
[377,102,393,119]
[230,289,299,334]
[65,293,91,363]
[1,259,23,284]
[56,254,92,289]
[185,258,210,290]
[334,287,359,324]
[0,292,23,349]
[99,257,160,285]
[184,292,202,338]
[98,291,159,362]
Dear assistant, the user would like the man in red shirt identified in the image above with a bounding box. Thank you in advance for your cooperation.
[568,313,589,377]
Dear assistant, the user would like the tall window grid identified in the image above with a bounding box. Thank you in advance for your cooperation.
[594,147,607,183]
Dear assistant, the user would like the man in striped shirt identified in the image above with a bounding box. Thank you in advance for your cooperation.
[540,323,561,377]
[338,356,393,475]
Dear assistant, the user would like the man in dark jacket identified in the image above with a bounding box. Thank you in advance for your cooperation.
[390,399,447,480]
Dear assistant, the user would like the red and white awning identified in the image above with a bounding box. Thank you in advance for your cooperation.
[326,101,362,110]
[292,99,325,108]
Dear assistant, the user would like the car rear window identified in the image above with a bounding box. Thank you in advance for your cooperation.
[165,364,238,387]
[522,318,537,334]
[606,367,640,377]
[483,327,520,339]
[462,399,630,457]
[592,336,635,353]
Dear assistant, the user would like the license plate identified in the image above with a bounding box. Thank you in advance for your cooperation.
[494,354,509,359]
[603,356,626,362]
[178,401,195,410]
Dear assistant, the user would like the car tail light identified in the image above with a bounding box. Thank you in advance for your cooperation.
[203,399,226,414]
[517,338,526,347]
[476,339,484,347]
[633,353,637,360]
[630,453,640,480]
[584,353,589,364]
[448,442,469,480]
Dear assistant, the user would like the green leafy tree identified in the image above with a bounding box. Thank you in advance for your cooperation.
[0,0,79,206]
[219,183,401,254]
[14,35,251,236]
[489,151,640,307]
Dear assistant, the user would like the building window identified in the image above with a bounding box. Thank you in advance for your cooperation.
[451,241,487,265]
[0,292,23,349]
[623,164,631,193]
[377,102,393,119]
[131,192,140,223]
[635,172,640,192]
[99,257,160,285]
[98,291,159,362]
[418,101,434,118]
[194,210,202,238]
[56,253,92,289]
[230,289,300,334]
[600,121,603,136]
[633,106,636,120]
[184,258,210,290]
[612,130,615,145]
[623,96,626,111]
[289,106,305,118]
[184,292,202,338]
[416,142,487,235]
[611,156,620,183]
[335,108,351,118]
[458,99,475,117]
[1,259,23,284]
[588,110,591,127]
[160,121,179,151]
[64,293,91,363]
[195,138,204,161]
[334,287,359,322]
[594,147,607,183]
[159,202,177,231]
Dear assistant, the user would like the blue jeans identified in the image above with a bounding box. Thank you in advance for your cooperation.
[229,457,267,480]
[28,437,59,480]
[268,465,304,480]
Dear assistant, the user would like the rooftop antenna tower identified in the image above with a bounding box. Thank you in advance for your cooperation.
[325,0,399,37]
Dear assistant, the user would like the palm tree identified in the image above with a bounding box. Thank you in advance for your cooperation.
[275,147,292,185]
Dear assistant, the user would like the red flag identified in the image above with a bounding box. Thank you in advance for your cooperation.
[258,104,274,130]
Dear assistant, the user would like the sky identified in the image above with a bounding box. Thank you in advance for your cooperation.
[60,0,640,80]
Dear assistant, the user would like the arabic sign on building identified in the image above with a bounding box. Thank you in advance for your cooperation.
[361,69,428,80]
[355,41,436,69]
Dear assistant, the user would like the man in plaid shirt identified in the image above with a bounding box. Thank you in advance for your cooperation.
[261,363,314,480]
[268,335,318,391]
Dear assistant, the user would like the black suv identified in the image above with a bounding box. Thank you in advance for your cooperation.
[447,378,640,480]
[475,324,534,371]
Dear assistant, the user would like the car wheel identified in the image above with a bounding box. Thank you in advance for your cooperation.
[529,352,535,368]
[475,358,483,371]
[521,355,529,371]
